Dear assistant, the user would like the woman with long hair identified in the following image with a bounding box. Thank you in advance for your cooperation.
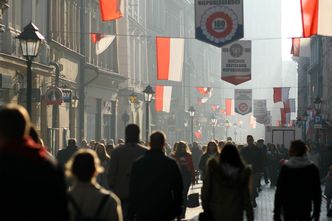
[171,141,195,219]
[199,141,219,181]
[95,143,111,189]
[201,143,253,221]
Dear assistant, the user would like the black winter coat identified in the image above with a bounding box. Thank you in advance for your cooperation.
[128,149,183,221]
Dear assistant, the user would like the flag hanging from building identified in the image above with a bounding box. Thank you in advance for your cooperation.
[211,104,220,112]
[280,108,291,126]
[99,0,123,21]
[196,87,210,95]
[195,0,244,47]
[155,85,172,113]
[156,37,185,82]
[198,88,213,104]
[300,0,332,37]
[291,38,311,57]
[222,41,251,85]
[250,115,256,129]
[225,98,234,116]
[283,99,296,113]
[90,33,116,55]
[234,89,252,115]
[194,130,202,140]
[273,87,290,103]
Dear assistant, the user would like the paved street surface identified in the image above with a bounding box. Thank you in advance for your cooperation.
[185,183,332,221]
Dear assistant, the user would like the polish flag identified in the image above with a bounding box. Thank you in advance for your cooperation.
[273,87,290,103]
[198,88,213,105]
[99,0,123,21]
[156,37,185,82]
[90,33,116,55]
[283,99,296,113]
[291,38,311,57]
[280,108,291,126]
[225,98,234,116]
[301,0,332,37]
[194,130,202,140]
[155,85,172,113]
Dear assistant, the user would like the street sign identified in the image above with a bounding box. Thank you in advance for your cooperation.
[234,89,252,115]
[45,87,63,105]
[195,0,244,47]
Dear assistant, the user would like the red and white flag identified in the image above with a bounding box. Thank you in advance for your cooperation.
[194,130,202,140]
[291,38,311,57]
[198,88,213,105]
[273,87,290,103]
[280,108,291,126]
[211,105,220,112]
[155,85,172,113]
[90,33,115,55]
[99,0,123,21]
[301,0,332,37]
[156,37,185,82]
[283,99,296,113]
[196,87,210,95]
[225,98,234,116]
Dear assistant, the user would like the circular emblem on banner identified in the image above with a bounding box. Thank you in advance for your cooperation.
[200,6,238,44]
[45,87,63,105]
[230,43,243,58]
[238,102,248,113]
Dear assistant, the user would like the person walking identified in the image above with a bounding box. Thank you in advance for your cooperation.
[274,140,321,221]
[57,138,79,168]
[199,141,219,181]
[66,149,123,221]
[128,131,183,221]
[0,104,69,221]
[325,165,332,215]
[201,143,254,221]
[96,143,111,189]
[108,124,147,221]
[171,141,195,219]
[241,135,264,207]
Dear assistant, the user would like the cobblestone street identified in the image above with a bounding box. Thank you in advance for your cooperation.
[185,183,332,221]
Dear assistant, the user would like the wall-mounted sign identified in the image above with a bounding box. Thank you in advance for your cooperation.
[62,89,72,103]
[45,87,63,105]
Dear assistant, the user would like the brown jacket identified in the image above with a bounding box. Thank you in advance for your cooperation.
[108,143,147,200]
[201,159,253,221]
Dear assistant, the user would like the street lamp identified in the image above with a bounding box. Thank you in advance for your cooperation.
[188,106,196,143]
[72,95,79,109]
[143,85,155,143]
[17,22,45,115]
[210,113,217,139]
[225,119,231,138]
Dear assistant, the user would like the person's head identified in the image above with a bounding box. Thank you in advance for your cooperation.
[106,144,114,156]
[257,138,264,147]
[220,143,245,169]
[117,139,125,145]
[226,137,232,142]
[81,139,88,148]
[0,104,30,148]
[95,143,110,161]
[125,124,140,143]
[218,140,225,151]
[202,145,207,153]
[107,139,115,146]
[68,138,77,148]
[207,141,218,154]
[99,139,106,145]
[192,141,199,149]
[66,149,103,183]
[89,140,96,148]
[247,135,254,145]
[175,141,190,156]
[149,131,166,150]
[173,142,179,152]
[289,140,308,157]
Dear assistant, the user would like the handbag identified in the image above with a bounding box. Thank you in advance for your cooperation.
[187,186,200,208]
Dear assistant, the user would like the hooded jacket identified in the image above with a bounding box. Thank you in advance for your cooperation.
[201,159,253,221]
[274,156,321,221]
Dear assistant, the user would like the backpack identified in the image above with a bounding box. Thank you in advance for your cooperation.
[69,195,109,221]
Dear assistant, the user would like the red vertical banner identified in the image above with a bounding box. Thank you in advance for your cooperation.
[99,0,123,21]
[225,98,233,116]
[301,0,318,37]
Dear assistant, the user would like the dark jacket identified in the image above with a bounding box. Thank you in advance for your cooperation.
[56,145,78,167]
[274,156,321,221]
[108,142,147,200]
[241,144,264,173]
[128,149,183,221]
[199,153,219,180]
[0,138,69,221]
[201,159,253,221]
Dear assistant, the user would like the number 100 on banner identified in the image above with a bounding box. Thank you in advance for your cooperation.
[195,0,244,48]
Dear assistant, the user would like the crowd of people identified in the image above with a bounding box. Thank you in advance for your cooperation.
[0,104,328,221]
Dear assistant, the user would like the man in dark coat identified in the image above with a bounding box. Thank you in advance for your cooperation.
[56,138,79,167]
[128,131,183,221]
[108,124,147,221]
[0,104,69,221]
[274,140,321,221]
[241,135,264,207]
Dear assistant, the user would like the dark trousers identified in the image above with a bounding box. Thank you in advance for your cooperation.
[181,174,192,218]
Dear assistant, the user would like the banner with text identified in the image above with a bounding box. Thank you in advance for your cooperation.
[195,0,244,47]
[234,89,252,115]
[222,40,251,85]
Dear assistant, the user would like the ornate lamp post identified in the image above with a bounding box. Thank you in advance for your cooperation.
[17,22,45,115]
[313,96,322,145]
[143,85,155,143]
[188,106,196,144]
[210,113,217,139]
